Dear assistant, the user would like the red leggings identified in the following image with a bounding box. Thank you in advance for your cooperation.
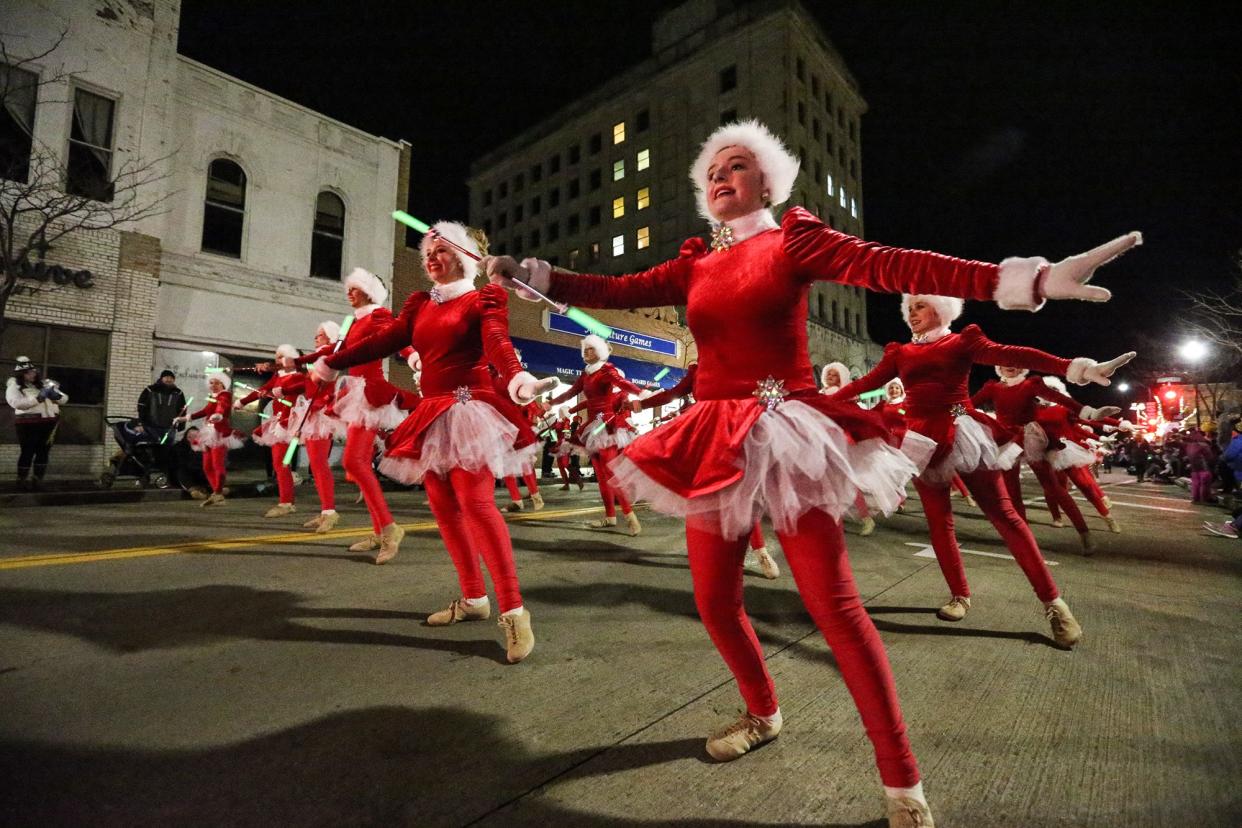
[344,425,392,533]
[201,445,228,493]
[269,443,295,504]
[557,456,571,480]
[687,509,917,787]
[503,472,540,500]
[305,437,336,511]
[425,466,523,613]
[748,523,765,550]
[1060,466,1109,516]
[951,475,970,497]
[592,446,632,517]
[913,468,1059,602]
[1004,461,1088,532]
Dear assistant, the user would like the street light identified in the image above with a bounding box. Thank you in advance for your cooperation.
[1179,340,1208,362]
[1117,382,1130,393]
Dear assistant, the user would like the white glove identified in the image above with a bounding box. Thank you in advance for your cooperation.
[311,357,339,383]
[208,413,223,424]
[406,351,421,372]
[1080,405,1122,420]
[1045,232,1143,302]
[1066,352,1136,386]
[1118,419,1136,432]
[481,255,548,302]
[508,372,559,404]
[271,387,283,399]
[232,400,243,410]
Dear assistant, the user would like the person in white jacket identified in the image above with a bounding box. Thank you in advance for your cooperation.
[6,356,68,490]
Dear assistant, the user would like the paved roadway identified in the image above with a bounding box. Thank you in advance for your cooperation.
[0,473,1238,827]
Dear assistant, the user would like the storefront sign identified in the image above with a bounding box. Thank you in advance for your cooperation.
[12,259,96,295]
[512,337,685,390]
[547,311,678,357]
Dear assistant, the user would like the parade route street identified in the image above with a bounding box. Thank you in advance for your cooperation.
[0,473,1239,827]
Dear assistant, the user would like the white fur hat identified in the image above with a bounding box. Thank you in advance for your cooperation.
[275,344,299,361]
[821,362,851,388]
[421,221,481,282]
[884,378,905,398]
[901,294,964,330]
[204,368,231,389]
[317,320,341,343]
[1043,375,1069,395]
[344,267,388,306]
[581,334,611,360]
[689,119,800,222]
[995,366,1030,379]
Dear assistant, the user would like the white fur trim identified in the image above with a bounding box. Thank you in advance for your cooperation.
[311,358,338,383]
[721,208,779,242]
[353,304,379,319]
[581,334,611,360]
[317,320,340,343]
[406,351,421,372]
[821,362,851,388]
[995,366,1030,380]
[345,267,388,306]
[689,119,800,222]
[1065,358,1095,386]
[430,277,475,302]
[1043,375,1069,394]
[421,221,481,282]
[901,294,963,330]
[994,256,1050,312]
[275,344,299,361]
[508,371,538,404]
[204,368,231,389]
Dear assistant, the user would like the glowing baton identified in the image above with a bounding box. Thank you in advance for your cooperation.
[392,210,614,339]
[653,367,670,382]
[858,389,884,401]
[591,421,608,435]
[162,396,195,443]
[333,314,354,353]
[235,381,293,406]
[282,438,299,466]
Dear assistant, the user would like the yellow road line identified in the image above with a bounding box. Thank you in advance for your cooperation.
[0,505,612,571]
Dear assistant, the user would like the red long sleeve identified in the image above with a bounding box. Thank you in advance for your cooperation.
[838,344,900,400]
[642,364,698,410]
[545,239,700,309]
[550,374,586,406]
[478,285,524,389]
[325,305,413,371]
[961,326,1071,375]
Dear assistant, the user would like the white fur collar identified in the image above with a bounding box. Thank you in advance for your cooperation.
[911,326,951,344]
[887,395,906,404]
[584,360,606,375]
[1000,374,1025,386]
[354,304,379,319]
[277,370,296,377]
[716,208,779,243]
[429,277,475,304]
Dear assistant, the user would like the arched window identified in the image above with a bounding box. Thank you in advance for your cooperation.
[310,191,345,280]
[831,300,839,329]
[201,158,246,257]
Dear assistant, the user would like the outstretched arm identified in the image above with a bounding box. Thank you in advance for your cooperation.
[837,344,900,399]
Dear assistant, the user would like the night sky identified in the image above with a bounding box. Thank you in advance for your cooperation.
[178,1,1241,406]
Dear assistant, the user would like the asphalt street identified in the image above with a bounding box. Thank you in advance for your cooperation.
[0,472,1238,827]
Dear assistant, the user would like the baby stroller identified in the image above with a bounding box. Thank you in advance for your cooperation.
[100,417,168,488]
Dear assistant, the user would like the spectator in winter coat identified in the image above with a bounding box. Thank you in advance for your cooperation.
[1183,429,1217,503]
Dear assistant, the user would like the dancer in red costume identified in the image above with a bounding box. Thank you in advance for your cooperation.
[820,363,882,532]
[972,367,1121,549]
[486,119,1142,827]
[316,221,554,663]
[300,268,411,563]
[839,294,1134,643]
[549,408,584,490]
[548,335,644,535]
[237,345,307,519]
[176,368,243,507]
[293,321,348,533]
[637,362,780,579]
[493,358,546,513]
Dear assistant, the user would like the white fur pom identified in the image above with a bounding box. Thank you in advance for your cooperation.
[995,256,1050,312]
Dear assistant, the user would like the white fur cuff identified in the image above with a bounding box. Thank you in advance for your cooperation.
[995,256,1050,312]
[312,357,339,384]
[1066,357,1095,385]
[508,371,538,403]
[517,258,552,303]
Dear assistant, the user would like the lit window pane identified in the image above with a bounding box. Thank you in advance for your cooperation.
[613,159,625,181]
[839,188,847,208]
[612,234,625,256]
[613,122,625,144]
[612,196,625,219]
[637,187,650,210]
[636,226,650,250]
[826,173,834,196]
[637,148,650,171]
[850,198,858,218]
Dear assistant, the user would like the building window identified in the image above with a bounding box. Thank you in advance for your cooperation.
[548,221,559,242]
[720,108,737,124]
[589,205,601,227]
[201,158,246,257]
[498,211,507,229]
[498,181,508,198]
[514,204,524,222]
[568,213,580,234]
[530,229,541,247]
[812,75,820,97]
[719,65,737,93]
[812,117,821,140]
[613,159,625,181]
[850,157,858,179]
[825,131,834,153]
[569,178,580,199]
[796,56,806,81]
[590,169,602,191]
[838,144,846,166]
[1,322,109,446]
[612,234,625,257]
[482,188,492,207]
[636,226,650,250]
[589,133,602,155]
[0,64,37,183]
[814,160,822,185]
[850,119,858,142]
[569,248,580,269]
[531,195,541,215]
[816,294,825,319]
[549,153,560,174]
[613,121,626,144]
[797,102,806,126]
[310,191,345,280]
[531,162,542,183]
[838,106,845,127]
[854,311,861,334]
[637,148,650,171]
[637,186,650,210]
[568,143,580,164]
[851,197,858,218]
[826,173,834,196]
[839,187,847,209]
[514,172,525,192]
[636,108,650,132]
[825,89,833,111]
[612,196,625,219]
[832,300,839,328]
[483,219,493,236]
[549,187,560,207]
[589,241,601,264]
[66,87,116,201]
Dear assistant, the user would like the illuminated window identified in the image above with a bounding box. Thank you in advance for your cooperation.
[613,121,626,144]
[826,173,834,196]
[839,187,847,209]
[636,226,650,250]
[637,187,650,210]
[850,198,858,218]
[612,234,625,256]
[613,159,625,181]
[637,148,650,171]
[612,196,625,219]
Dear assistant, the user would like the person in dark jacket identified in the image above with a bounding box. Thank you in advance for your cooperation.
[138,370,187,482]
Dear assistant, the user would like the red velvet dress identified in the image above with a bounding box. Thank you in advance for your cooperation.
[325,285,537,483]
[237,371,307,446]
[542,206,1007,537]
[839,325,1073,485]
[328,305,407,432]
[970,376,1087,468]
[189,390,243,451]
[550,362,642,455]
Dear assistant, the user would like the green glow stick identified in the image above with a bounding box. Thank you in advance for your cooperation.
[392,210,431,234]
[654,367,670,382]
[592,421,608,435]
[160,430,170,445]
[565,306,613,339]
[257,411,270,419]
[859,389,884,400]
[333,314,353,353]
[282,438,299,466]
